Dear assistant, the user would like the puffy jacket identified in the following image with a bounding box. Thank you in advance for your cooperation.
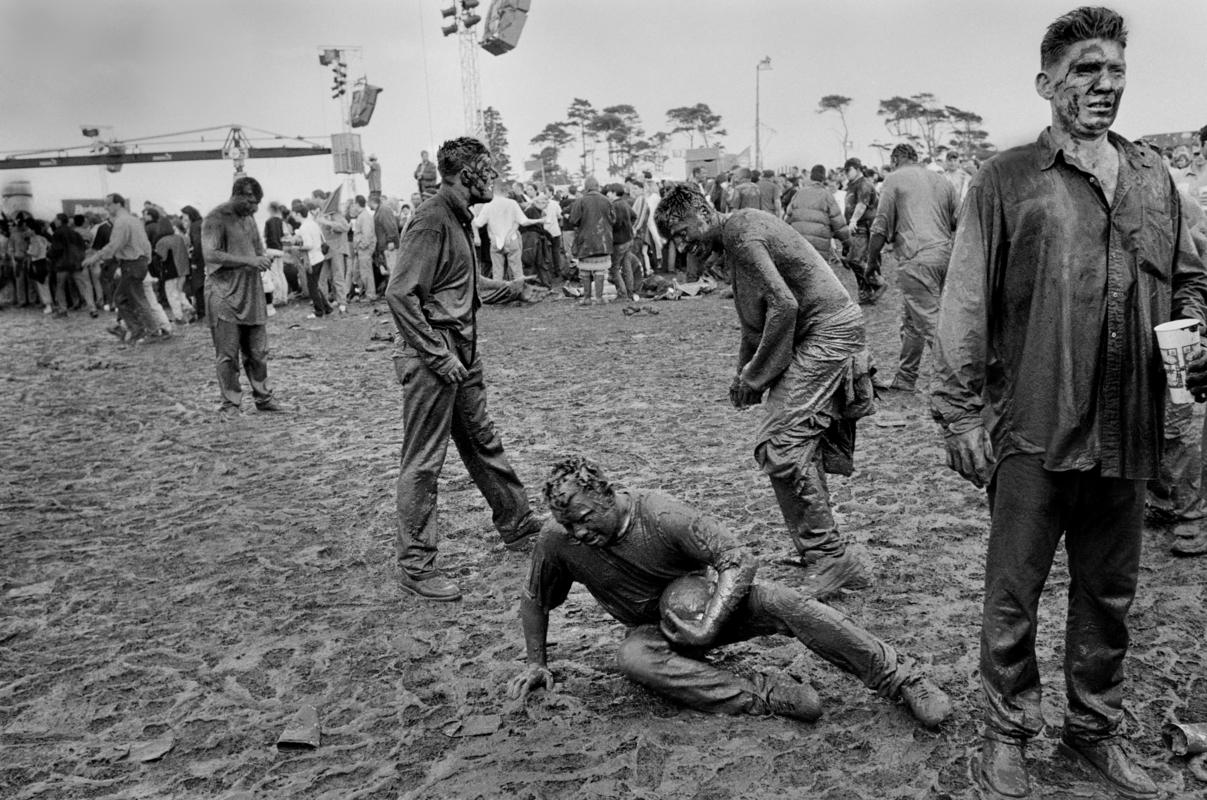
[784,182,849,258]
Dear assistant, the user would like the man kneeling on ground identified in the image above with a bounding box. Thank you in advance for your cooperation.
[509,456,952,728]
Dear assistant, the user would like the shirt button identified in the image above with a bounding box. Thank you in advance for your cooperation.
[1110,331,1118,338]
[1111,291,1119,298]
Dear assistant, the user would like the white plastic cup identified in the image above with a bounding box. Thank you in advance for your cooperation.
[1154,319,1202,404]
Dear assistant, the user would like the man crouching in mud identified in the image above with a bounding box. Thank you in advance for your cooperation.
[509,457,951,728]
[653,183,875,599]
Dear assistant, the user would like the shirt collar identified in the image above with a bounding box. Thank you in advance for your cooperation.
[434,183,473,225]
[1035,127,1156,173]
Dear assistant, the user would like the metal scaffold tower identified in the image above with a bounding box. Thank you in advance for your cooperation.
[440,1,485,139]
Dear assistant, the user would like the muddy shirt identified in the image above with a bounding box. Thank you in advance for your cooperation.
[723,210,859,391]
[202,201,266,326]
[932,129,1207,479]
[870,163,958,262]
[386,184,480,373]
[525,490,746,627]
[568,191,615,258]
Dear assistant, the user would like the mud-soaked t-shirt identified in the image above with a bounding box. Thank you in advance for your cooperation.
[525,491,745,627]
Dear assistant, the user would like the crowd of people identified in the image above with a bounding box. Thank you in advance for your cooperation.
[4,6,1207,799]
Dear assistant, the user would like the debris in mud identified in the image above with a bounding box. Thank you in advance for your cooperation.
[442,714,503,738]
[129,733,175,762]
[277,704,321,750]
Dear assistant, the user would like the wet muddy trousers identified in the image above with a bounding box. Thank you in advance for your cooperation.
[981,454,1144,742]
[616,583,909,715]
[210,320,272,410]
[893,250,949,391]
[394,352,532,578]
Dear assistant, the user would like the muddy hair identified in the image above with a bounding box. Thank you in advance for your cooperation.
[543,456,615,513]
[891,144,918,163]
[653,182,711,241]
[1040,6,1127,69]
[437,136,489,180]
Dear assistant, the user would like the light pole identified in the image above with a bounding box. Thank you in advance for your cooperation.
[755,56,772,171]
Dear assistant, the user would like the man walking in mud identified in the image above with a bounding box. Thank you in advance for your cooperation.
[932,8,1207,798]
[509,457,951,729]
[654,184,874,600]
[386,136,543,602]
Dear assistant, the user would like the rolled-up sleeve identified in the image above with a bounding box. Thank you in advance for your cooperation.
[930,171,999,433]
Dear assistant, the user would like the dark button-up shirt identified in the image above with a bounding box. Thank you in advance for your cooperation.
[202,200,267,326]
[931,129,1207,479]
[386,184,480,372]
[845,176,877,231]
[525,490,746,627]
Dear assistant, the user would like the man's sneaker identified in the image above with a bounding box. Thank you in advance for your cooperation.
[256,398,284,413]
[399,572,462,602]
[795,548,873,600]
[759,674,822,723]
[1059,735,1158,799]
[866,282,888,304]
[107,324,127,342]
[976,735,1030,799]
[898,675,951,727]
[502,513,546,551]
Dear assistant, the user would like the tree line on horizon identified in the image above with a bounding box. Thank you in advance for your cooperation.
[478,92,997,184]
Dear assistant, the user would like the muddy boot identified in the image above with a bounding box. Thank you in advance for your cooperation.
[795,547,872,600]
[897,675,952,728]
[755,674,822,723]
[1171,522,1207,556]
[976,735,1030,799]
[1059,736,1157,799]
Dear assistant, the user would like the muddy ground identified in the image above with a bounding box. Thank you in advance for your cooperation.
[2,259,1205,800]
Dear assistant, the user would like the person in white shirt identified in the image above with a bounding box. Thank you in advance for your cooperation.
[472,182,544,280]
[291,204,332,318]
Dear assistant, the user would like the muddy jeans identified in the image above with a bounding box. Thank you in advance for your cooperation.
[755,306,865,558]
[616,582,909,715]
[394,350,533,578]
[609,241,634,299]
[982,453,1144,742]
[892,248,949,391]
[210,319,273,410]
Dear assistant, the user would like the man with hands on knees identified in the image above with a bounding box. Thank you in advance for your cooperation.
[508,456,951,729]
[931,8,1207,798]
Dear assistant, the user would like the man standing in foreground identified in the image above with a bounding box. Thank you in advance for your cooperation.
[202,176,280,417]
[931,8,1207,798]
[386,137,543,602]
[655,184,874,599]
[510,457,950,729]
[867,144,959,394]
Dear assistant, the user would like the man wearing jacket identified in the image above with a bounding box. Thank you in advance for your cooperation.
[932,8,1207,797]
[386,137,543,602]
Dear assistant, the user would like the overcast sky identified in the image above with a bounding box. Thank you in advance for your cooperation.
[2,0,1203,217]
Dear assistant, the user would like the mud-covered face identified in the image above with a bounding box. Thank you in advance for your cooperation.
[1038,38,1126,140]
[667,211,712,256]
[462,155,498,204]
[550,486,622,548]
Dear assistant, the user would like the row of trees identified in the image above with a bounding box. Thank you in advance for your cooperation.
[524,99,728,183]
[818,93,998,162]
[481,92,996,184]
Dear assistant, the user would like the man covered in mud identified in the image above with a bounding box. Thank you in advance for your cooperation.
[508,457,951,729]
[931,7,1207,798]
[653,183,874,600]
[386,136,543,603]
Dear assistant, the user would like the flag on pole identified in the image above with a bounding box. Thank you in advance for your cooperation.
[523,158,542,172]
[321,184,343,216]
